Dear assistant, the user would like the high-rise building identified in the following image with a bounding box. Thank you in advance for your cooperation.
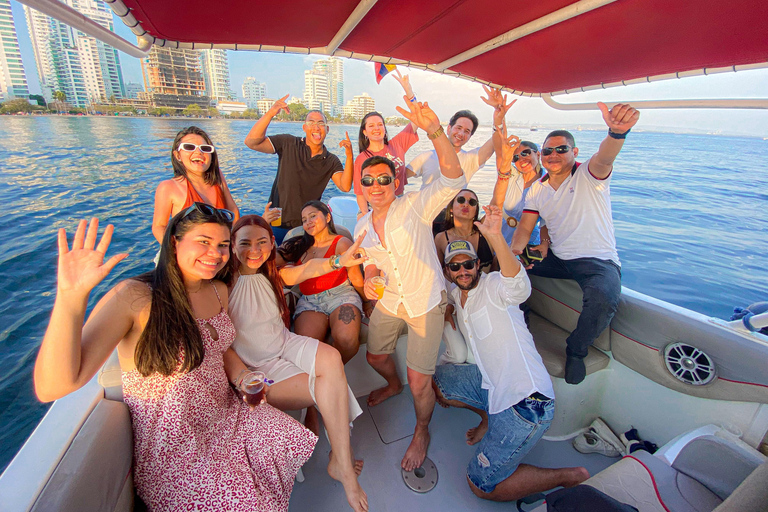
[256,98,275,116]
[24,0,124,107]
[0,0,29,102]
[342,92,375,119]
[304,57,344,116]
[242,77,266,109]
[124,82,144,99]
[200,49,231,102]
[141,46,208,110]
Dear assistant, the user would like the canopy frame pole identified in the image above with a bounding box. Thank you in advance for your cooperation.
[433,0,620,72]
[325,0,379,54]
[541,94,768,110]
[17,0,152,58]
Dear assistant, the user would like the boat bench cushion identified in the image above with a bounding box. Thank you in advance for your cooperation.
[99,349,123,402]
[526,275,611,352]
[713,461,768,512]
[528,312,609,379]
[31,399,134,512]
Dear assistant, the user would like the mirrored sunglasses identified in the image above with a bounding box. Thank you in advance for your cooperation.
[360,175,394,187]
[178,142,215,153]
[513,149,534,163]
[541,145,572,156]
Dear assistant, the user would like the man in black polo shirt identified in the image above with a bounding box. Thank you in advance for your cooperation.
[245,94,354,242]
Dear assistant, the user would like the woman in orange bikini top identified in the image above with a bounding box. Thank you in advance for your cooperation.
[152,126,239,243]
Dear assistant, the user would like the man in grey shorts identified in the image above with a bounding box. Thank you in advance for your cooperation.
[355,96,465,472]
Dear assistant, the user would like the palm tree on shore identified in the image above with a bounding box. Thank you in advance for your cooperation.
[53,91,66,114]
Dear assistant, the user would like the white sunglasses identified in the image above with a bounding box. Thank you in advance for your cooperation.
[177,142,215,153]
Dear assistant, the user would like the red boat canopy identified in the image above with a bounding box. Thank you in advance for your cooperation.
[110,0,768,96]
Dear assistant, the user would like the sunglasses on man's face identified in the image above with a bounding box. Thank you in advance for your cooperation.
[360,175,395,187]
[455,196,478,207]
[541,145,572,156]
[446,259,478,272]
[177,143,215,153]
[182,202,235,222]
[513,149,534,163]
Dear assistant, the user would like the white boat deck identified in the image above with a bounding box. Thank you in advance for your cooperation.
[289,386,618,511]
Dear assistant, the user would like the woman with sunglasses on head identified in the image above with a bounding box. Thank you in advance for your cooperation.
[353,70,419,217]
[278,201,367,364]
[435,189,496,275]
[227,214,369,512]
[33,204,316,512]
[491,126,544,246]
[152,126,239,244]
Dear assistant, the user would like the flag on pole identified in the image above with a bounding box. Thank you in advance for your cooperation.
[375,63,397,84]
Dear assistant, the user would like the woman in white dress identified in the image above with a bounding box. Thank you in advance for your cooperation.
[226,214,368,512]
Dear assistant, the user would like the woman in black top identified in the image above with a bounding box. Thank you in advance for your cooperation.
[435,189,495,274]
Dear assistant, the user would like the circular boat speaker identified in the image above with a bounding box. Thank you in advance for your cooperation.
[402,457,438,493]
[663,343,716,385]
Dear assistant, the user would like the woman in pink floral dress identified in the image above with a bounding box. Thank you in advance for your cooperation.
[33,203,316,512]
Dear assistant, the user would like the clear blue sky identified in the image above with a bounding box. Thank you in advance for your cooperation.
[10,1,768,137]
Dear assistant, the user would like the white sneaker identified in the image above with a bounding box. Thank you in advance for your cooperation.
[572,418,625,457]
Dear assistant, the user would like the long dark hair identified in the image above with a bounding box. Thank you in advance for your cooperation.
[228,215,291,329]
[442,189,480,232]
[171,126,222,186]
[358,112,389,153]
[134,207,232,376]
[278,201,339,264]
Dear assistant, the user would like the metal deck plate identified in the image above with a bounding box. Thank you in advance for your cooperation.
[401,456,438,493]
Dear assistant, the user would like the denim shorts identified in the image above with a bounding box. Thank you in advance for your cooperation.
[294,281,363,318]
[433,363,554,494]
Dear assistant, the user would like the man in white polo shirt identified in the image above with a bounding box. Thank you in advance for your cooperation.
[355,97,465,472]
[433,206,589,501]
[511,102,640,384]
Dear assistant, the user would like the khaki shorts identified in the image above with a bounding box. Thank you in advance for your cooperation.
[367,294,447,375]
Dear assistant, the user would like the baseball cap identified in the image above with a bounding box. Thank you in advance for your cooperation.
[444,240,478,264]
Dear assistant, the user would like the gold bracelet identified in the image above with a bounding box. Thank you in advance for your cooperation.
[428,126,445,140]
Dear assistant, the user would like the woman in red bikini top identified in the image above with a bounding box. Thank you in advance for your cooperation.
[278,201,367,365]
[152,126,239,244]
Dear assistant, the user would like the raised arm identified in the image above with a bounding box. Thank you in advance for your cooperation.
[392,70,419,132]
[490,125,521,209]
[279,232,367,286]
[34,219,129,402]
[331,131,355,192]
[478,86,517,166]
[475,205,521,278]
[590,102,640,179]
[244,94,290,153]
[396,98,461,179]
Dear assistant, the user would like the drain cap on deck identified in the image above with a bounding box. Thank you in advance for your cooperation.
[401,456,438,493]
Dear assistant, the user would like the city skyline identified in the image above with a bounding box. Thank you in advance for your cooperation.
[0,0,28,101]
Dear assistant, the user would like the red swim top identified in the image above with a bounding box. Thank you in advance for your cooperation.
[299,236,349,296]
[182,179,227,209]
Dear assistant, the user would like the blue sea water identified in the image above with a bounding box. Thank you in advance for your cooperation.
[0,116,765,472]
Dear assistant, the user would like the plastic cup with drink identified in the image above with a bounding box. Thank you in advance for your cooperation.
[371,274,387,300]
[239,370,267,406]
[270,207,283,227]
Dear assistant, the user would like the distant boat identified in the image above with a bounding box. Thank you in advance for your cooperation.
[530,126,539,131]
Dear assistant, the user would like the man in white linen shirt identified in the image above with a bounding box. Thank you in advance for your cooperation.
[511,102,640,385]
[355,97,465,472]
[433,206,589,501]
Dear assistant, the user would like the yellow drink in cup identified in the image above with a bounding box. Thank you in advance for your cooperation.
[270,208,282,227]
[371,276,386,300]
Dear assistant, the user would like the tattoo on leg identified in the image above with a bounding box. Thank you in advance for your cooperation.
[338,305,357,325]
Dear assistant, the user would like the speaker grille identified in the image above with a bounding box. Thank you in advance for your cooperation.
[664,343,716,385]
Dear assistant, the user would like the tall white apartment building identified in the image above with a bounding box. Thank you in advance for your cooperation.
[24,0,124,107]
[303,69,329,113]
[304,57,344,116]
[200,49,231,102]
[242,76,266,109]
[342,92,375,119]
[0,0,29,102]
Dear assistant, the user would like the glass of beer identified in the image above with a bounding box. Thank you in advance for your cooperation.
[371,275,386,300]
[270,207,282,227]
[240,370,267,406]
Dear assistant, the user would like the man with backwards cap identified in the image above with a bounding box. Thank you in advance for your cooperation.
[434,204,589,501]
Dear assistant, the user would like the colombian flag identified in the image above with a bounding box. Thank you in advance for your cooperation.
[375,63,397,84]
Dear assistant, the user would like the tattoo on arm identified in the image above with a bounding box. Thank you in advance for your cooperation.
[337,304,358,325]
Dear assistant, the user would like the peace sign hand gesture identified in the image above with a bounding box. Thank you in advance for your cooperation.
[598,102,639,134]
[57,218,128,300]
[393,69,415,99]
[396,97,441,135]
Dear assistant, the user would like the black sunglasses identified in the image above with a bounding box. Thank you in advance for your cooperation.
[455,196,478,207]
[361,175,395,187]
[513,149,534,163]
[446,259,478,272]
[541,145,572,156]
[182,202,235,222]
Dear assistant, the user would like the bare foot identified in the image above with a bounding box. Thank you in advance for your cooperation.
[367,383,403,407]
[466,416,488,446]
[328,454,369,511]
[329,450,365,476]
[562,467,590,487]
[304,406,320,436]
[401,427,429,472]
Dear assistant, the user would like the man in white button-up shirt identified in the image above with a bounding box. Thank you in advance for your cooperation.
[354,98,465,472]
[433,206,589,501]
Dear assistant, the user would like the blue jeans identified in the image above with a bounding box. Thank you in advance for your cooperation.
[271,226,289,246]
[433,364,554,494]
[528,251,621,359]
